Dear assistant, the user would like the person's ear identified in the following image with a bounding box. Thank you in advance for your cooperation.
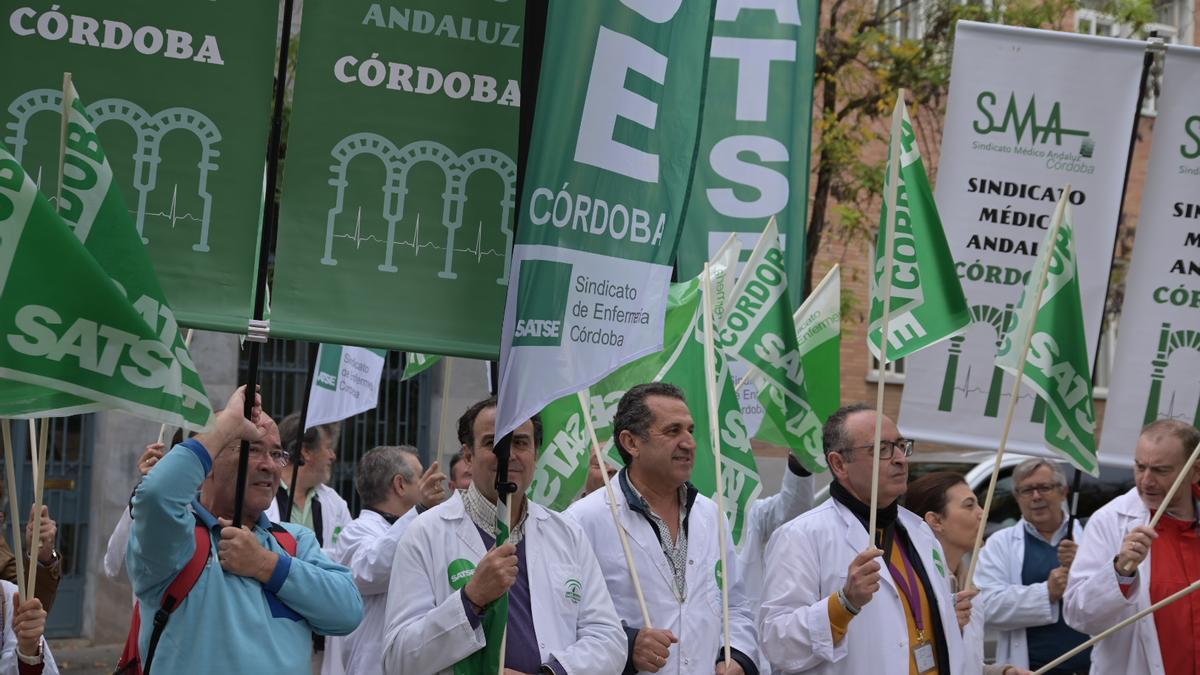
[618,430,638,460]
[924,511,942,533]
[462,444,473,463]
[392,473,406,496]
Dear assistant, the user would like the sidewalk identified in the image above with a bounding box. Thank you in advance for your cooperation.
[47,640,122,674]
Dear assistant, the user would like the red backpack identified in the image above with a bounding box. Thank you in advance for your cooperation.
[114,519,297,675]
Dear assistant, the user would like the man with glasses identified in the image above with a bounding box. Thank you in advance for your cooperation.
[975,458,1089,673]
[127,387,363,673]
[759,403,967,675]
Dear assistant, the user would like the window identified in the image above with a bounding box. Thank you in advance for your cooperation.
[867,354,907,384]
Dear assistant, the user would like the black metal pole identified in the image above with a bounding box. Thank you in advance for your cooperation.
[233,0,296,528]
[1066,467,1083,540]
[283,341,318,522]
[1091,35,1156,384]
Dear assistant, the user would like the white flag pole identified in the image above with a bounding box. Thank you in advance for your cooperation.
[2,421,27,600]
[156,329,195,446]
[438,357,454,460]
[577,389,653,627]
[867,92,905,544]
[964,186,1071,591]
[701,262,733,667]
[1034,575,1200,674]
[25,419,49,595]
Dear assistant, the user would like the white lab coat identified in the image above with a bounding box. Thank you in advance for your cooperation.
[265,482,353,675]
[332,508,418,675]
[757,497,964,675]
[381,493,626,675]
[975,510,1087,670]
[0,580,59,675]
[1064,487,1166,675]
[566,476,761,674]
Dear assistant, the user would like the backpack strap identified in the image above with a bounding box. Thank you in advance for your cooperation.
[268,523,298,557]
[141,520,211,675]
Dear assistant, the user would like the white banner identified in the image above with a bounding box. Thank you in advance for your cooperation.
[898,22,1144,466]
[306,344,387,429]
[1102,45,1200,458]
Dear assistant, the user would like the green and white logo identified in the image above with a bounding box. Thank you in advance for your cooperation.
[564,578,583,604]
[932,548,946,578]
[715,559,724,592]
[1182,115,1200,160]
[447,558,476,590]
[512,259,572,347]
[973,91,1091,152]
[315,345,343,390]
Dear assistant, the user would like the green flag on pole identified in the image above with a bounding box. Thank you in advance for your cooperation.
[531,239,762,544]
[401,353,442,382]
[0,136,211,430]
[868,96,969,362]
[754,264,841,470]
[995,204,1098,475]
[715,219,824,471]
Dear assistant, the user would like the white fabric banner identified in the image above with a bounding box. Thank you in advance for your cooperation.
[1101,45,1200,458]
[306,344,386,429]
[898,22,1145,466]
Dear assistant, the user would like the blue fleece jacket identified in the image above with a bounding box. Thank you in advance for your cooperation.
[127,439,363,672]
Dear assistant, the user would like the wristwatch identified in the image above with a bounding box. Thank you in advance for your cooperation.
[39,549,60,566]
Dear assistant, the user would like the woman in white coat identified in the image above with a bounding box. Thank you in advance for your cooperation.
[905,472,1033,675]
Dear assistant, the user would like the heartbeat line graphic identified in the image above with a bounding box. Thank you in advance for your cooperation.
[951,365,1035,401]
[330,212,506,260]
[141,185,204,228]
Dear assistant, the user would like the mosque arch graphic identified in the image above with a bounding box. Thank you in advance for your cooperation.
[5,89,221,251]
[321,132,515,285]
[1143,322,1200,427]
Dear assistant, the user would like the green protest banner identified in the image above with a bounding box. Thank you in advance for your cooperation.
[271,0,523,356]
[868,96,969,362]
[0,140,212,429]
[674,0,819,304]
[496,0,715,439]
[996,204,1098,475]
[0,1,279,333]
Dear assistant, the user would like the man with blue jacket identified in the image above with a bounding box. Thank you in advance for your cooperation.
[127,386,363,672]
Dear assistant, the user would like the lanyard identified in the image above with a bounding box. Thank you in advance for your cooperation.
[886,533,926,633]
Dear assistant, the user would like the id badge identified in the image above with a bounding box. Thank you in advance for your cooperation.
[913,642,936,673]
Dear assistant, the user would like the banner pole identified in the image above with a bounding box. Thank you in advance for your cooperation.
[2,421,27,600]
[868,93,905,546]
[233,0,296,527]
[577,390,652,627]
[437,358,454,462]
[282,341,319,523]
[1066,467,1083,540]
[1034,575,1200,675]
[965,188,1071,591]
[701,263,733,667]
[25,419,46,595]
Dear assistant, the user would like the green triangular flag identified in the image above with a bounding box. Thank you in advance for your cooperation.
[754,264,841,470]
[995,198,1098,475]
[0,128,210,429]
[868,93,969,363]
[714,219,824,473]
[402,352,442,381]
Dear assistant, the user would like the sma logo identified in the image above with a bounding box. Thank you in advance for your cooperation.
[973,92,1090,149]
[1182,115,1200,160]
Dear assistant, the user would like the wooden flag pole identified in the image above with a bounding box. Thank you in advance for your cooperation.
[26,419,49,596]
[577,389,653,627]
[437,357,454,461]
[1033,575,1200,674]
[156,329,195,445]
[867,93,905,545]
[964,187,1071,591]
[701,262,733,667]
[2,421,27,600]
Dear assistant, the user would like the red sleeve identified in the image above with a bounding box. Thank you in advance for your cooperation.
[17,659,44,675]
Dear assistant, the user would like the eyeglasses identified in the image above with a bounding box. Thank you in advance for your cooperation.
[837,439,915,460]
[1015,483,1063,497]
[215,446,289,467]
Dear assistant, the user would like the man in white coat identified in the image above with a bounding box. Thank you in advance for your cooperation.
[1064,420,1200,674]
[758,403,965,675]
[382,397,626,674]
[568,382,760,675]
[334,445,448,675]
[976,458,1090,672]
